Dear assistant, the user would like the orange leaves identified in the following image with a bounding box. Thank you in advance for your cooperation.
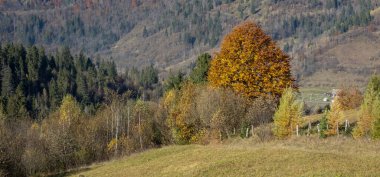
[208,21,296,99]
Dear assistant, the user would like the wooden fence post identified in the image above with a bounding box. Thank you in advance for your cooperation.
[251,125,254,137]
[345,119,348,132]
[317,123,320,134]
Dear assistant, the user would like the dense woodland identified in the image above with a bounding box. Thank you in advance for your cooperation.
[0,44,161,120]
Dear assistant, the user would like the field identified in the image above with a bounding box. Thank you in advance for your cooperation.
[69,138,380,177]
[299,87,331,108]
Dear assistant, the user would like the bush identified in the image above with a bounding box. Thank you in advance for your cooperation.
[252,124,274,142]
[244,96,277,127]
[336,87,363,110]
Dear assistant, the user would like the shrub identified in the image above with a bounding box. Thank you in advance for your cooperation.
[336,87,363,110]
[252,124,274,142]
[244,96,277,127]
[319,109,329,138]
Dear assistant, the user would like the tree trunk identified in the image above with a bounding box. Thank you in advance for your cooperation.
[115,107,119,156]
[251,125,254,137]
[139,111,142,150]
[127,106,130,138]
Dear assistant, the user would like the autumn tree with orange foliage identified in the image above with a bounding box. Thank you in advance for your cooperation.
[336,87,363,110]
[208,21,296,99]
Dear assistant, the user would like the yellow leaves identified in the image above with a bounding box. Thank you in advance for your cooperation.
[327,97,344,136]
[208,21,295,99]
[165,82,200,144]
[107,138,117,153]
[353,107,373,138]
[59,95,81,126]
[163,89,177,109]
[273,88,303,138]
[31,122,39,131]
[353,89,378,138]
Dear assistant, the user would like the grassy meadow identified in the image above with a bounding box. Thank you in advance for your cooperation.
[69,137,380,177]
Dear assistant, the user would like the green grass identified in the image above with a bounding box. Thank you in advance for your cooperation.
[70,138,380,177]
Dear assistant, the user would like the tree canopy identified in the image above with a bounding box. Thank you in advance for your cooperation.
[208,21,296,99]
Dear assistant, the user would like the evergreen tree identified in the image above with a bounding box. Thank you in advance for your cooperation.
[142,26,148,38]
[26,46,40,83]
[190,53,211,84]
[164,72,184,91]
[76,72,89,104]
[319,109,329,138]
[48,79,60,110]
[140,65,158,88]
[6,84,28,119]
[1,65,14,97]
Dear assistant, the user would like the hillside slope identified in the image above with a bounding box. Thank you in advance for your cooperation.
[70,138,380,177]
[0,0,379,87]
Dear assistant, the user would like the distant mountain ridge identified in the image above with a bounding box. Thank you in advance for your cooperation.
[0,0,379,87]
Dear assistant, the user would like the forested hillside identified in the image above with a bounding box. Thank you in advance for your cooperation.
[0,0,379,87]
[0,44,161,120]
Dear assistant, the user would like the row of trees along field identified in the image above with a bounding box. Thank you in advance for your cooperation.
[0,21,379,176]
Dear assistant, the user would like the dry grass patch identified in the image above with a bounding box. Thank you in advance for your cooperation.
[71,137,380,177]
[302,109,360,127]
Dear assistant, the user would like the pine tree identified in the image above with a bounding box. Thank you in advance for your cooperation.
[190,53,211,84]
[6,84,28,119]
[164,72,184,91]
[319,109,329,138]
[1,65,14,97]
[26,46,40,83]
[142,26,148,38]
[49,79,61,110]
[140,65,158,88]
[56,47,76,95]
[76,72,89,104]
